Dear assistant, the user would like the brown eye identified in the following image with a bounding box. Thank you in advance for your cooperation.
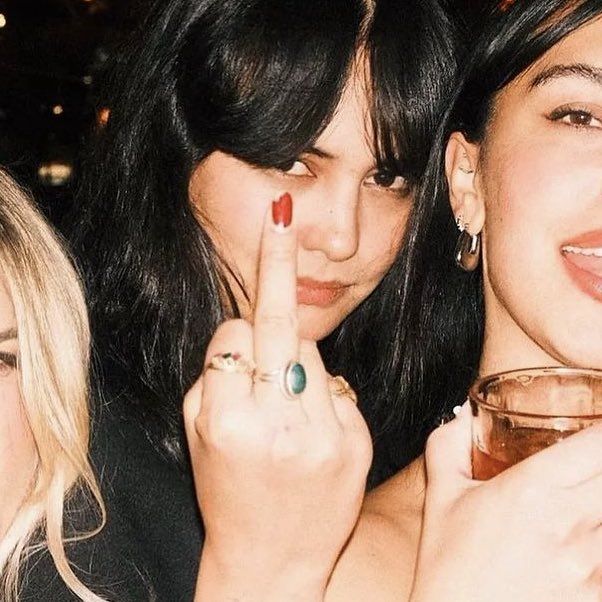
[366,170,409,193]
[276,160,312,177]
[566,111,594,126]
[373,170,396,187]
[0,352,17,376]
[550,106,602,129]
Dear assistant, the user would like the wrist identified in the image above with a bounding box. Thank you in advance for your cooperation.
[196,542,328,602]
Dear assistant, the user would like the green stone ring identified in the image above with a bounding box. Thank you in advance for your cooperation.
[255,360,307,400]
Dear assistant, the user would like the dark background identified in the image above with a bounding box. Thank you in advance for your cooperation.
[0,0,144,224]
[0,0,481,227]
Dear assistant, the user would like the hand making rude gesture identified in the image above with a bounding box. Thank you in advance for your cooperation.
[184,193,372,602]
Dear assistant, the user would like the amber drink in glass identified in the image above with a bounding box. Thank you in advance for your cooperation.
[469,367,602,480]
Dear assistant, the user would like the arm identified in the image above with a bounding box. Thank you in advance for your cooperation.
[184,198,372,601]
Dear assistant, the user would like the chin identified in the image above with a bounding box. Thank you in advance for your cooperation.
[298,305,343,342]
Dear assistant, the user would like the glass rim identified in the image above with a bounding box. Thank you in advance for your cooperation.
[468,366,602,419]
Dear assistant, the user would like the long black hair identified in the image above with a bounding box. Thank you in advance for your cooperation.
[71,0,459,487]
[388,0,602,462]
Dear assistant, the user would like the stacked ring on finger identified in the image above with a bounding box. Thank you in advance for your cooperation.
[328,375,358,405]
[206,352,255,375]
[254,361,307,400]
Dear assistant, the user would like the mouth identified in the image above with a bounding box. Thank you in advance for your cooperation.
[296,278,349,307]
[561,233,602,302]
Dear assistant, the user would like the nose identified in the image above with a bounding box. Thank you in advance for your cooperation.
[297,183,360,262]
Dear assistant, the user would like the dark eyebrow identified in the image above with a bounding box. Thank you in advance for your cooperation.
[0,328,17,342]
[303,146,336,160]
[529,63,602,90]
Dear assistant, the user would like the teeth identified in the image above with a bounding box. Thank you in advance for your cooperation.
[562,245,602,257]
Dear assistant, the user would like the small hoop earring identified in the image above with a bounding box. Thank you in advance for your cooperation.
[454,220,481,272]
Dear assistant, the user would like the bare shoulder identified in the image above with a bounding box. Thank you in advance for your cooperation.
[325,456,426,602]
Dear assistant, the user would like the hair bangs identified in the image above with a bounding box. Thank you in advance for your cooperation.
[457,0,602,140]
[178,0,367,167]
[365,0,458,187]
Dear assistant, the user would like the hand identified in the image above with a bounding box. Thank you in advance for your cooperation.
[410,405,602,602]
[184,194,372,602]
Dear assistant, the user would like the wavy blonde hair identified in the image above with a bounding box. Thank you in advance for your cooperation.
[0,169,105,601]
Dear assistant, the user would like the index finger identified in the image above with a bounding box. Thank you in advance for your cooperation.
[510,422,602,488]
[253,192,300,401]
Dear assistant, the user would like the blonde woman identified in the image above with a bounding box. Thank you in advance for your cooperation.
[0,169,104,601]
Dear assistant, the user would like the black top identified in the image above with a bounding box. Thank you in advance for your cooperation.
[20,406,204,601]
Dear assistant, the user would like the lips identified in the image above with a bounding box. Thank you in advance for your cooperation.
[561,232,602,302]
[296,278,348,307]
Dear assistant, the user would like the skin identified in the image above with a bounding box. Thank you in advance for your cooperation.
[189,70,411,341]
[0,277,35,538]
[183,62,413,601]
[453,15,602,375]
[328,14,602,601]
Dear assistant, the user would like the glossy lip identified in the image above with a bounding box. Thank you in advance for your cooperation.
[561,249,602,303]
[296,278,349,307]
[562,229,602,248]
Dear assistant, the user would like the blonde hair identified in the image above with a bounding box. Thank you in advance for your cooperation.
[0,169,106,601]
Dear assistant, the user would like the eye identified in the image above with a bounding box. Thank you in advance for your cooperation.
[0,351,17,377]
[276,159,313,177]
[549,106,602,129]
[365,170,409,193]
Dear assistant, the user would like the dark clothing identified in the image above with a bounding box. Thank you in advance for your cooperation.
[20,406,204,602]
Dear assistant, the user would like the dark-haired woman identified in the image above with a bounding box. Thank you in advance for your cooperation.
[351,1,602,600]
[23,0,461,600]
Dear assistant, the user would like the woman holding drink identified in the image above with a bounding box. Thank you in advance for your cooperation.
[26,0,602,599]
[185,0,602,600]
[326,0,602,600]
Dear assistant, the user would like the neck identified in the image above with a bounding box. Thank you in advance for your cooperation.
[479,280,562,377]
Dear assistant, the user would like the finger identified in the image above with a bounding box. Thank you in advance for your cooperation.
[183,373,204,444]
[567,471,602,530]
[513,422,602,488]
[296,339,337,423]
[253,193,300,404]
[200,319,255,417]
[425,401,473,487]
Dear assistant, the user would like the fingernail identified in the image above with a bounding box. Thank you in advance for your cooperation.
[272,192,293,229]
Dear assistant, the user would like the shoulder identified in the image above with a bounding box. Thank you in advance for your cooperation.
[325,456,426,602]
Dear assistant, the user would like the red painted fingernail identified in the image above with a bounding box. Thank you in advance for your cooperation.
[272,192,293,228]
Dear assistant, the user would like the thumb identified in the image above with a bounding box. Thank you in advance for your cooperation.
[425,402,473,491]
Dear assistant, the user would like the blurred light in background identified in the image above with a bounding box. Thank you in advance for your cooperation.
[38,161,73,187]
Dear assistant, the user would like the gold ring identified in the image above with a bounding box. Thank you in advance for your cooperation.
[206,352,255,375]
[328,375,358,405]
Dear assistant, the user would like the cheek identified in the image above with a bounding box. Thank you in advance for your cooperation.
[359,201,410,277]
[193,168,277,301]
[0,385,34,485]
[483,139,575,274]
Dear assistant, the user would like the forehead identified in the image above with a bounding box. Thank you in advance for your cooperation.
[512,14,602,92]
[313,66,375,156]
[0,276,16,331]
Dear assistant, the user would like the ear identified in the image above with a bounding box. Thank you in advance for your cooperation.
[445,132,485,235]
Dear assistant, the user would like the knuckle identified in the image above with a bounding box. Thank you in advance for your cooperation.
[309,439,344,470]
[264,242,295,265]
[210,318,253,345]
[425,426,445,461]
[205,408,250,450]
[255,310,298,333]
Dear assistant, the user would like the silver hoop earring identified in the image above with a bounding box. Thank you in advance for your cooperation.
[454,225,481,272]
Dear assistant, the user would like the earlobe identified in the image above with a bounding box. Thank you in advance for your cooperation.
[445,132,485,272]
[445,132,484,235]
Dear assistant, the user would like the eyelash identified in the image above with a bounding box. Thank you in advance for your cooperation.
[549,105,602,129]
[276,161,410,194]
[0,351,17,376]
